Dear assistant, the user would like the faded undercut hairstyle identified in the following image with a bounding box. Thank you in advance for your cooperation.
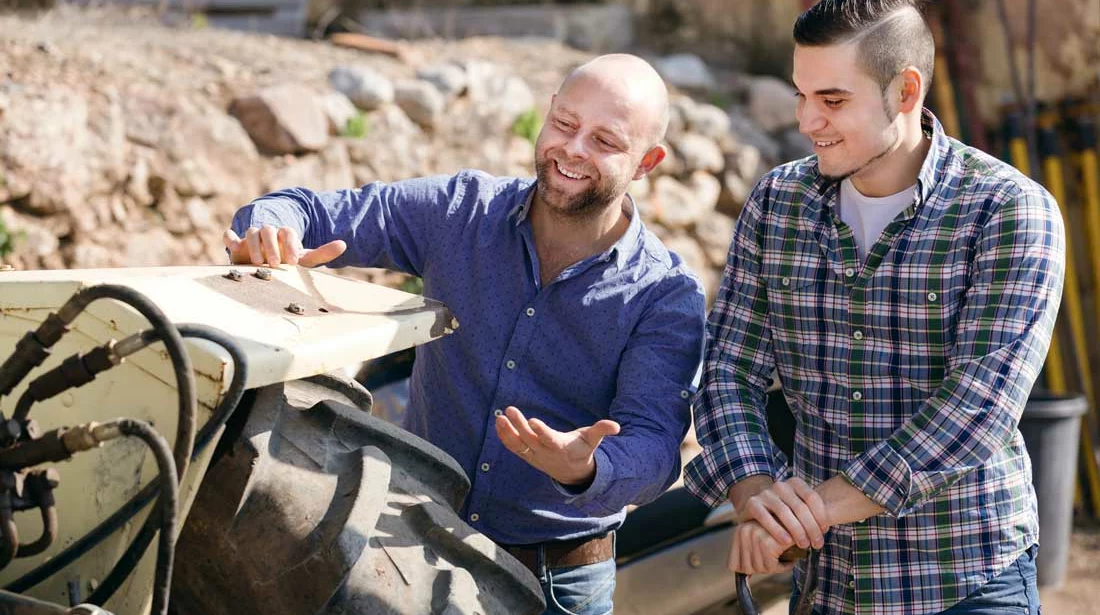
[793,0,935,97]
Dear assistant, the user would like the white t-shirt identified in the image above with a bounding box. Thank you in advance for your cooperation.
[838,178,917,261]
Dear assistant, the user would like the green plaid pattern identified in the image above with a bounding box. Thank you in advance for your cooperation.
[685,111,1065,615]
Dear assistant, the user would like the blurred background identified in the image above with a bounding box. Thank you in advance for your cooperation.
[0,0,1098,612]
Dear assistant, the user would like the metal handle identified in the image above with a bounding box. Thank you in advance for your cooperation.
[735,546,810,615]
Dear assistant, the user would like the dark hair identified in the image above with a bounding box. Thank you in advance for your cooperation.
[793,0,934,96]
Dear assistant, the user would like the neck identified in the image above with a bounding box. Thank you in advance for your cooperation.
[850,113,930,197]
[529,192,630,268]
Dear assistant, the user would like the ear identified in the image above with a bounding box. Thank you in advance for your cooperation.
[896,67,924,113]
[633,144,667,180]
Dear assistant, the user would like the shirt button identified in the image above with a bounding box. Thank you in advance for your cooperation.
[493,408,503,417]
[480,463,490,472]
[470,513,480,522]
[853,330,864,340]
[525,307,535,317]
[781,276,791,287]
[849,580,856,589]
[845,267,856,278]
[506,360,516,370]
[927,292,938,302]
[852,391,863,401]
[680,390,690,399]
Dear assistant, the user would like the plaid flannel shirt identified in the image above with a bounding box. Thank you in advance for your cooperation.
[685,111,1065,615]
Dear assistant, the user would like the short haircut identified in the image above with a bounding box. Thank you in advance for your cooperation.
[793,0,935,96]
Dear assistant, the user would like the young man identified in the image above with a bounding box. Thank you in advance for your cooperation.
[223,54,706,615]
[685,2,1062,614]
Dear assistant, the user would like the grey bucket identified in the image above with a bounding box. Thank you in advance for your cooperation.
[1018,391,1088,587]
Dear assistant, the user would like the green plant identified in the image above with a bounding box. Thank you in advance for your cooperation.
[343,111,369,139]
[0,216,20,259]
[511,108,542,145]
[190,13,209,29]
[399,276,423,296]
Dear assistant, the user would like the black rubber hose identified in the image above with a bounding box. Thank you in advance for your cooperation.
[108,419,178,615]
[15,504,56,559]
[735,573,758,615]
[0,507,17,571]
[16,285,197,486]
[78,326,248,607]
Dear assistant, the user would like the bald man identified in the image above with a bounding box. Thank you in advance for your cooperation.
[223,54,706,615]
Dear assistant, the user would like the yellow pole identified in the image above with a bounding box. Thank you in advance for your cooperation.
[1039,117,1100,518]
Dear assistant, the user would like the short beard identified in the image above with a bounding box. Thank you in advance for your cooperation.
[535,159,622,219]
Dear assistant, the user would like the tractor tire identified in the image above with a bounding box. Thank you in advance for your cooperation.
[170,374,546,615]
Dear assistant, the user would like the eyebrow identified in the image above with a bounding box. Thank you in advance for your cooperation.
[812,88,854,97]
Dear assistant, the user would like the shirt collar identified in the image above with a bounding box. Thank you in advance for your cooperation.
[509,182,644,270]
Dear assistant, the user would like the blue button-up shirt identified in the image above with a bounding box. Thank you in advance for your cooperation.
[232,170,706,545]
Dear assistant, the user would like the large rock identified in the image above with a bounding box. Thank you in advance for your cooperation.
[777,128,814,162]
[672,133,725,174]
[328,66,394,111]
[683,102,731,141]
[464,61,536,132]
[728,108,782,163]
[267,141,355,192]
[748,76,799,132]
[0,85,121,215]
[322,92,359,136]
[693,212,737,267]
[662,232,708,281]
[651,171,720,230]
[655,54,717,92]
[417,63,468,100]
[230,84,329,155]
[394,80,446,130]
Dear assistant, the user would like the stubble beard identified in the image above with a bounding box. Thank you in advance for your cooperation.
[535,158,623,220]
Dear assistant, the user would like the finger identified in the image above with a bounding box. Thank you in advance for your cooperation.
[259,225,281,266]
[277,227,301,266]
[299,240,347,268]
[494,415,529,456]
[760,489,811,549]
[245,227,264,265]
[577,419,621,449]
[528,418,563,449]
[504,406,542,450]
[789,478,830,535]
[223,229,245,263]
[743,498,794,547]
[728,526,748,573]
[771,481,822,548]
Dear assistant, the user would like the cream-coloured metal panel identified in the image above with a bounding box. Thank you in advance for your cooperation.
[0,265,455,613]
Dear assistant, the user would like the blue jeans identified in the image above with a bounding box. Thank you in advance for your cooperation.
[790,545,1041,615]
[536,553,616,615]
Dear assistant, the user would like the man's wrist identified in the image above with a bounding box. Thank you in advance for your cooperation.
[727,475,774,519]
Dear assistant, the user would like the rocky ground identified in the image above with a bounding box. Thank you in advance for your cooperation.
[0,4,811,298]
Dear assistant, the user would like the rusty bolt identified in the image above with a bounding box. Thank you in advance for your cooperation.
[224,269,244,281]
[286,302,305,315]
[254,268,272,281]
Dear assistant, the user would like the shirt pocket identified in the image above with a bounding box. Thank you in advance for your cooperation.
[894,279,968,389]
[761,262,826,368]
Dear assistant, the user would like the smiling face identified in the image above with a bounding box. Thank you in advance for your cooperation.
[533,70,662,219]
[793,41,903,183]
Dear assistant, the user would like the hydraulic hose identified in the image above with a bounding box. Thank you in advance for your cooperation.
[6,327,246,599]
[85,325,247,607]
[8,284,197,488]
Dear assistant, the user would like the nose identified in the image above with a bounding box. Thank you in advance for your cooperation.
[562,132,587,160]
[797,100,827,136]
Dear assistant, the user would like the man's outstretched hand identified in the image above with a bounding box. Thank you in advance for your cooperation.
[495,406,620,488]
[224,225,346,267]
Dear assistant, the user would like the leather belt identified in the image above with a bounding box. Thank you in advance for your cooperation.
[502,532,614,576]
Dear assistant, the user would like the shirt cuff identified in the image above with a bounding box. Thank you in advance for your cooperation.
[553,447,616,514]
[841,440,914,517]
[683,434,778,508]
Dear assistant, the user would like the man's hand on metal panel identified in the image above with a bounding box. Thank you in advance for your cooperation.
[223,225,346,268]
